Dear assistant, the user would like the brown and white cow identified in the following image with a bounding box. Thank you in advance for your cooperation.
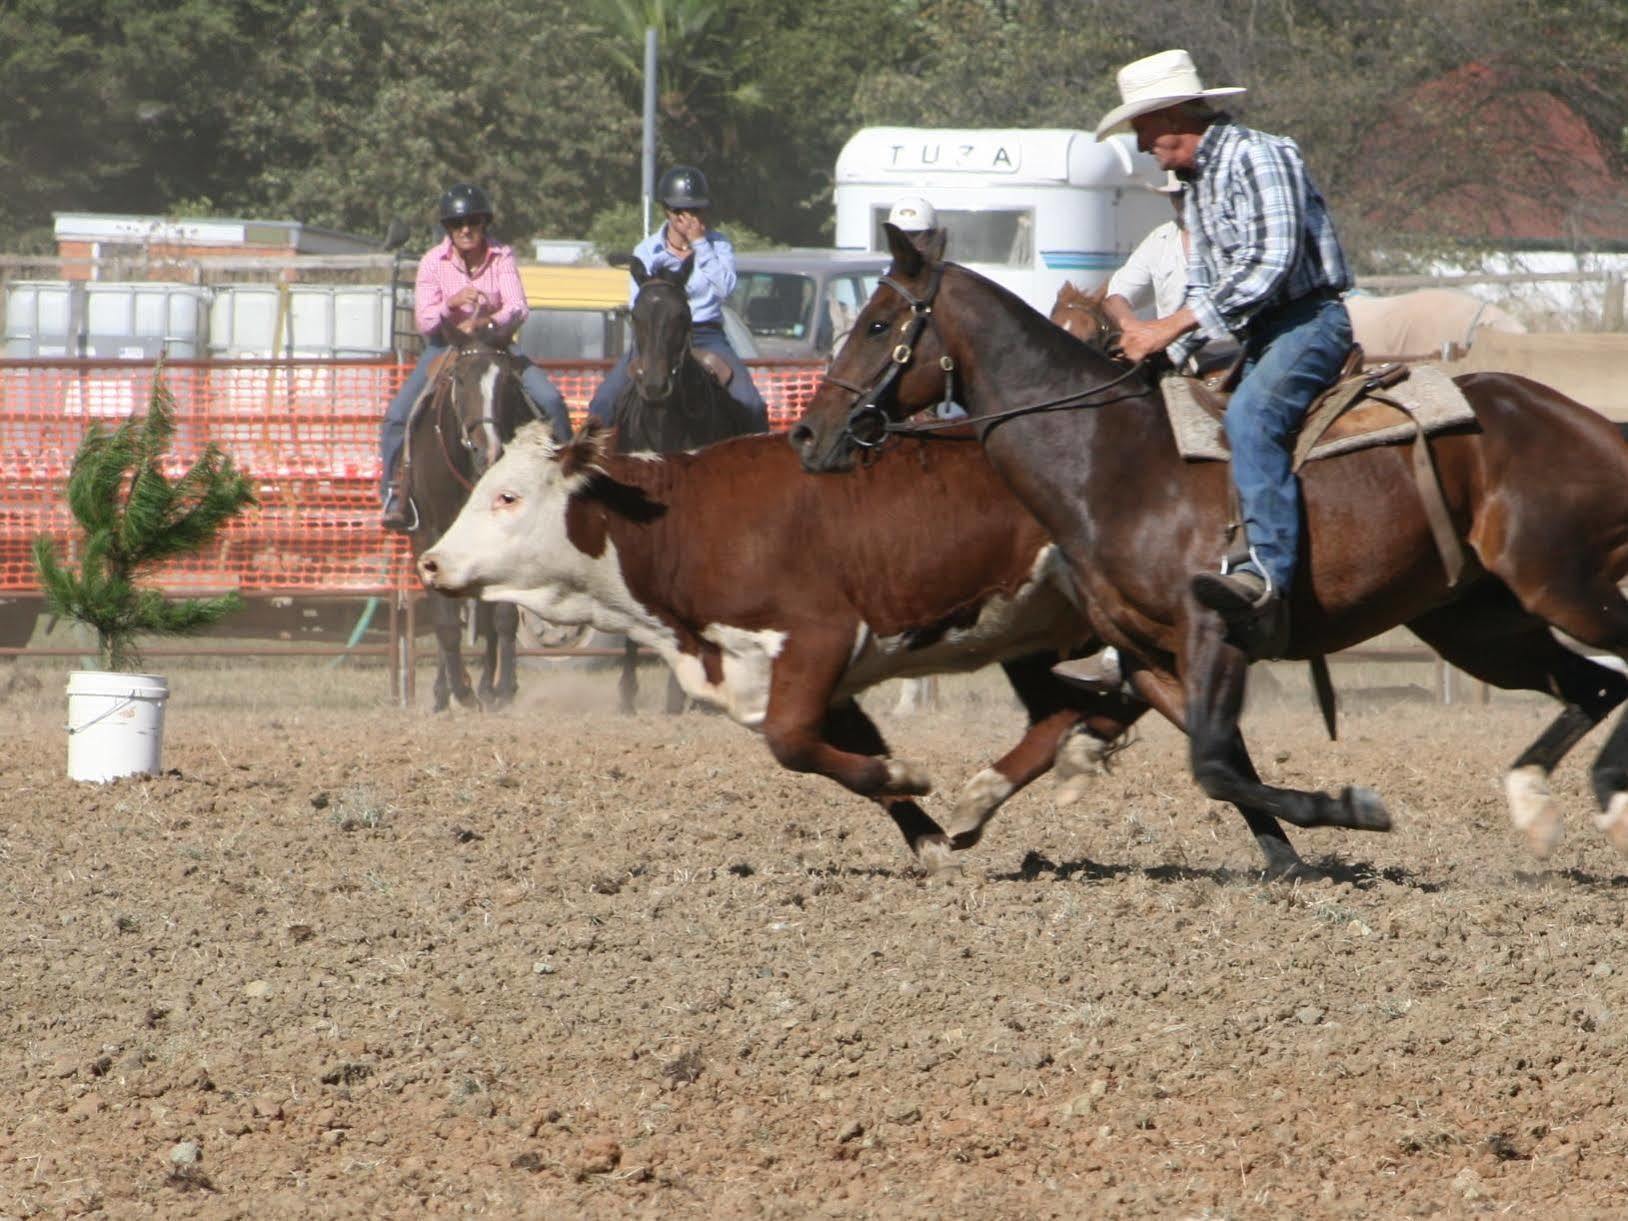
[418,422,1145,868]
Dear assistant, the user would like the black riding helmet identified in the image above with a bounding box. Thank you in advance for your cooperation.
[439,183,494,224]
[657,165,710,210]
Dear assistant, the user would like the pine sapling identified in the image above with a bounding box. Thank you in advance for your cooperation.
[33,370,257,672]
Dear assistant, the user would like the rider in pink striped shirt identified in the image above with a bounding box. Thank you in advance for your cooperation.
[380,184,570,530]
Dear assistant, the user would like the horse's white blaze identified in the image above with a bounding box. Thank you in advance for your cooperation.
[950,767,1015,836]
[1505,764,1563,857]
[477,365,503,464]
[840,544,1076,698]
[1593,790,1628,856]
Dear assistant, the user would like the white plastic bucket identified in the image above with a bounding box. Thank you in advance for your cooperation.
[66,670,169,782]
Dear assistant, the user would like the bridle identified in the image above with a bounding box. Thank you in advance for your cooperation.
[630,279,690,400]
[820,264,1147,450]
[432,345,522,491]
[1054,296,1119,351]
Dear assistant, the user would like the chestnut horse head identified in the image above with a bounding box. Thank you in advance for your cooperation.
[1049,281,1118,351]
[792,221,1628,876]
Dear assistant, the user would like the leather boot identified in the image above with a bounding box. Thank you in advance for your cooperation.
[380,481,411,532]
[1051,648,1125,695]
[1191,568,1290,660]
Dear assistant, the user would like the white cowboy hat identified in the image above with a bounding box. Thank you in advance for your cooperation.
[886,195,937,233]
[1094,49,1246,140]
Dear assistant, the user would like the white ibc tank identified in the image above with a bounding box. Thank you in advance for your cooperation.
[4,280,210,358]
[210,284,396,358]
[83,282,211,359]
[4,281,76,356]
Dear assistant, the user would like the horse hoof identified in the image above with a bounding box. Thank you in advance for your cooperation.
[912,835,961,875]
[948,768,1013,842]
[1254,839,1305,880]
[1594,791,1628,856]
[1340,786,1391,832]
[1506,765,1562,858]
[883,758,933,797]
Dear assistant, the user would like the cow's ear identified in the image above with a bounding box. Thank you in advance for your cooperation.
[560,420,613,480]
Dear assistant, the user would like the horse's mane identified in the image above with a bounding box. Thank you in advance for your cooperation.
[941,262,1128,379]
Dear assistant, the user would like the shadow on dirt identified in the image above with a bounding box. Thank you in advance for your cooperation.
[992,850,1441,892]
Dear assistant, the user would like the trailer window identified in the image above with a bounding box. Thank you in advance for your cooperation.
[871,207,1033,267]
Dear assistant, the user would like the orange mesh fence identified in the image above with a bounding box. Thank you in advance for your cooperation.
[0,358,825,595]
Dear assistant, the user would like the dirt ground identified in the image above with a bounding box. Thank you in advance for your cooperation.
[3,655,1628,1218]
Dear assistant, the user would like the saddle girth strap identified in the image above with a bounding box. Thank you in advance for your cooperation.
[1292,370,1469,588]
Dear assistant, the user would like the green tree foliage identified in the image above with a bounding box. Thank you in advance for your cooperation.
[212,1,639,245]
[33,373,257,672]
[2,0,1626,259]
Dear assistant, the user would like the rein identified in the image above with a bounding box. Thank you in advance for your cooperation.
[822,267,1146,448]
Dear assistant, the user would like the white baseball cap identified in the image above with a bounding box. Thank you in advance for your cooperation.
[887,195,938,233]
[1094,49,1246,140]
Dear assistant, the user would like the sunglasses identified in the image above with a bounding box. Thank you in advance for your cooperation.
[445,215,489,231]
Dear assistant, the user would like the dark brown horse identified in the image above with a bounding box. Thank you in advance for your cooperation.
[791,225,1628,874]
[403,338,538,711]
[610,255,766,713]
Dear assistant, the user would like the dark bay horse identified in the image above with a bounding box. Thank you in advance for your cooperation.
[403,338,539,711]
[610,255,766,712]
[791,225,1628,874]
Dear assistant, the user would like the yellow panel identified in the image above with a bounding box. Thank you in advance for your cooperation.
[519,265,630,311]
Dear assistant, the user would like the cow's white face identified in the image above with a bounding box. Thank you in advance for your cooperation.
[419,423,682,647]
[417,423,596,603]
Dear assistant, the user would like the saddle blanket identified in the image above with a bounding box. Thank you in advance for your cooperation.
[1162,364,1478,464]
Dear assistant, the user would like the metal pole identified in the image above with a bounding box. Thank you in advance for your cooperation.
[1603,272,1624,332]
[641,27,658,234]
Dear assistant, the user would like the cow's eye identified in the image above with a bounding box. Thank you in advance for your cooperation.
[495,491,519,509]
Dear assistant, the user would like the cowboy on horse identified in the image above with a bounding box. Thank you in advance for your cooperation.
[1098,49,1355,659]
[380,183,572,531]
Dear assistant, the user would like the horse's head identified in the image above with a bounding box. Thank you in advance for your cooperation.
[407,339,532,540]
[628,255,694,402]
[790,223,956,472]
[1050,281,1117,353]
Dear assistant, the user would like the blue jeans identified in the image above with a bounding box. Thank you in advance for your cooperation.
[1223,294,1353,591]
[587,323,768,429]
[380,343,571,492]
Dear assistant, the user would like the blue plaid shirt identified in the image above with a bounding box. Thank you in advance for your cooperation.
[1171,118,1352,365]
[630,225,737,324]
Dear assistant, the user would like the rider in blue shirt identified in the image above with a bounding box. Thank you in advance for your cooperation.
[587,166,767,428]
